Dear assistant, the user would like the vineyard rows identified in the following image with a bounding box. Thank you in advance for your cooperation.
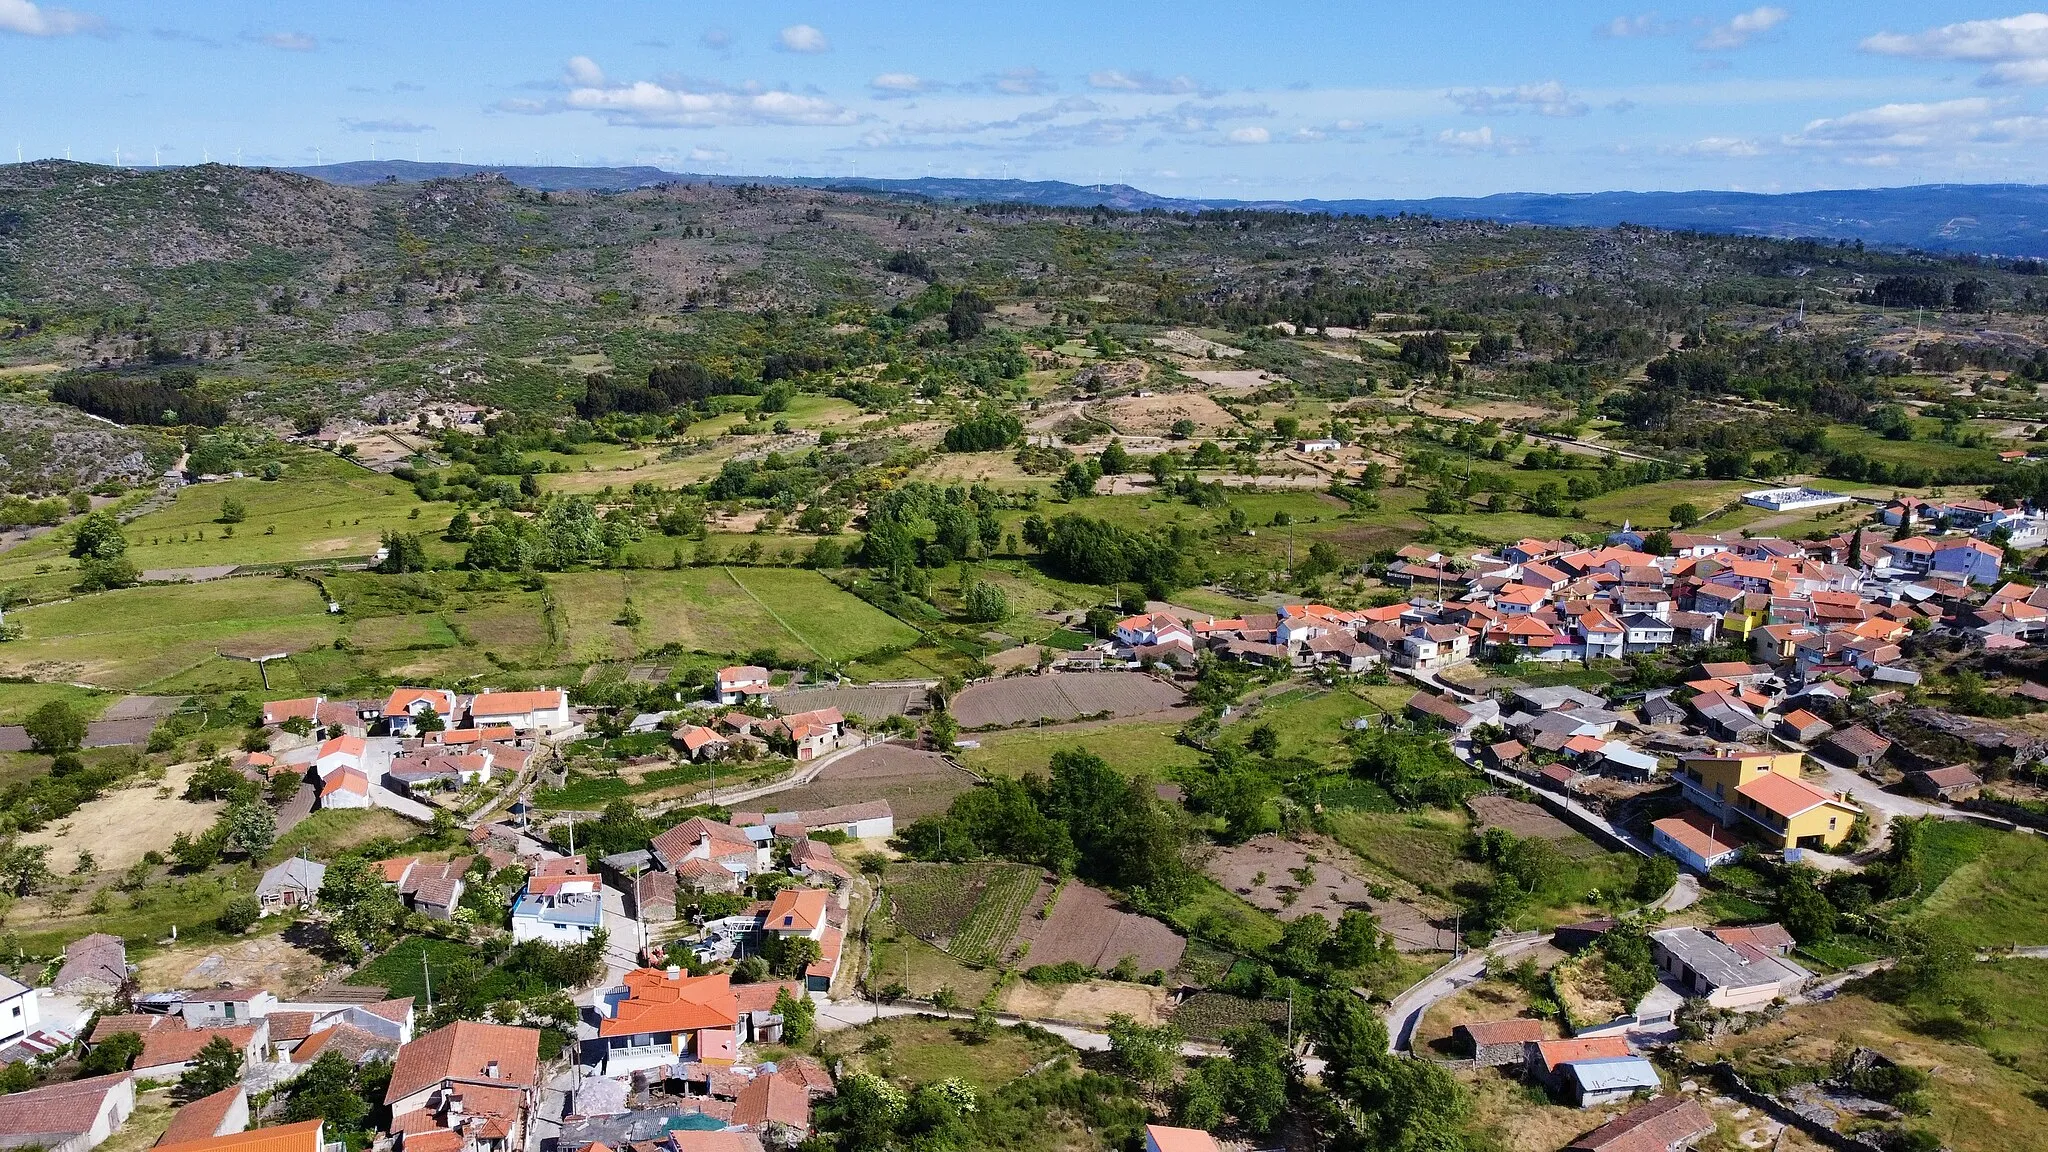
[948,867,1041,965]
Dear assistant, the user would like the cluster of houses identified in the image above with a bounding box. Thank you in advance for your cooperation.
[11,794,889,1152]
[1090,518,2034,677]
[249,688,568,810]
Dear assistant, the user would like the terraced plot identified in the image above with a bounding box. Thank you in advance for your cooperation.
[950,671,1184,729]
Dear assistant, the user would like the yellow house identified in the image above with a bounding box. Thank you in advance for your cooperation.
[1677,750,1804,808]
[1732,772,1861,850]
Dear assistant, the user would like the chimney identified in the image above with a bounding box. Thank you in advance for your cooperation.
[484,1060,500,1080]
[665,965,682,980]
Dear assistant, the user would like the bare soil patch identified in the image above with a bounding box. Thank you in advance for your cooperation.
[1017,882,1185,974]
[768,742,972,821]
[1202,834,1457,952]
[777,684,929,718]
[951,671,1184,729]
[134,932,334,996]
[1467,796,1605,859]
[1183,369,1274,390]
[1001,978,1168,1027]
[20,762,225,872]
[1096,393,1241,437]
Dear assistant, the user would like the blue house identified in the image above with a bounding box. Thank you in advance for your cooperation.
[1931,538,2002,586]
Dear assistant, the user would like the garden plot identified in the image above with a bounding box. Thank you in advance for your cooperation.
[884,861,1040,965]
[1016,882,1186,975]
[1204,834,1459,953]
[775,684,929,719]
[766,742,971,821]
[950,671,1184,729]
[1468,795,1607,859]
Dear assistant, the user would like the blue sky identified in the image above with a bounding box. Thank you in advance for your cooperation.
[6,1,2048,198]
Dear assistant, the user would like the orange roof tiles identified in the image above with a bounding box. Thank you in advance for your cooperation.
[470,690,566,717]
[766,888,828,933]
[599,969,740,1038]
[156,1120,323,1152]
[1736,772,1851,820]
[732,1072,811,1131]
[385,1021,541,1105]
[155,1085,246,1146]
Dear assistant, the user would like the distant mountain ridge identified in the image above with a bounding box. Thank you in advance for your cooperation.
[285,160,2048,257]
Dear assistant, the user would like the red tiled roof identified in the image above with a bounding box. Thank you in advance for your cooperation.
[385,1021,541,1105]
[732,1072,811,1130]
[1565,1096,1715,1152]
[765,888,828,933]
[0,1073,136,1142]
[470,690,566,717]
[140,1026,256,1071]
[156,1120,323,1152]
[1458,1019,1543,1046]
[1652,810,1744,861]
[600,969,740,1037]
[1532,1035,1630,1074]
[1736,771,1852,819]
[155,1086,245,1146]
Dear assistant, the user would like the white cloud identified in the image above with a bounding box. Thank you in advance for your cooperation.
[699,27,731,50]
[1087,69,1201,94]
[1786,97,2012,150]
[1861,13,2048,86]
[1696,6,1787,51]
[1599,12,1679,38]
[871,72,925,96]
[776,23,828,54]
[564,55,605,86]
[260,30,317,51]
[687,146,728,163]
[991,66,1054,95]
[1433,125,1533,154]
[1224,126,1270,144]
[1679,135,1762,156]
[0,0,97,35]
[565,78,856,127]
[1448,80,1587,117]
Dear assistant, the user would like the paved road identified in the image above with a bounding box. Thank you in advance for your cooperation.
[1809,761,1952,849]
[1656,871,1702,913]
[1382,932,1548,1053]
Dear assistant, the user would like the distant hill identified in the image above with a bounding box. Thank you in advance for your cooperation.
[287,160,2048,257]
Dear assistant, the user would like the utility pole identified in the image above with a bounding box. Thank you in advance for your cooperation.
[423,950,433,1011]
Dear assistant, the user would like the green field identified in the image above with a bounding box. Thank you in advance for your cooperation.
[1911,822,2048,947]
[1574,478,1758,528]
[1326,808,1492,903]
[0,576,342,690]
[820,1013,1074,1094]
[547,566,917,666]
[0,453,432,594]
[958,720,1200,780]
[0,681,113,724]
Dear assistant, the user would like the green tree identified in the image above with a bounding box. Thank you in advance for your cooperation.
[377,531,429,574]
[1327,909,1390,968]
[764,934,822,980]
[219,497,247,524]
[70,511,127,560]
[219,800,277,858]
[78,1031,144,1076]
[772,986,815,1044]
[179,1034,244,1098]
[1099,438,1131,475]
[283,1051,379,1148]
[961,580,1008,623]
[217,895,261,933]
[1669,502,1701,528]
[23,700,86,753]
[1778,871,1837,944]
[1104,1012,1183,1090]
[319,856,407,960]
[0,844,53,896]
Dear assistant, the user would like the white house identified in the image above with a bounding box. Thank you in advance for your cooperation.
[467,690,571,734]
[380,687,459,736]
[1113,612,1192,650]
[510,880,604,945]
[1296,438,1343,453]
[318,768,371,810]
[1652,811,1745,873]
[177,988,277,1027]
[0,1073,135,1152]
[0,975,38,1050]
[312,735,366,780]
[714,666,772,705]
